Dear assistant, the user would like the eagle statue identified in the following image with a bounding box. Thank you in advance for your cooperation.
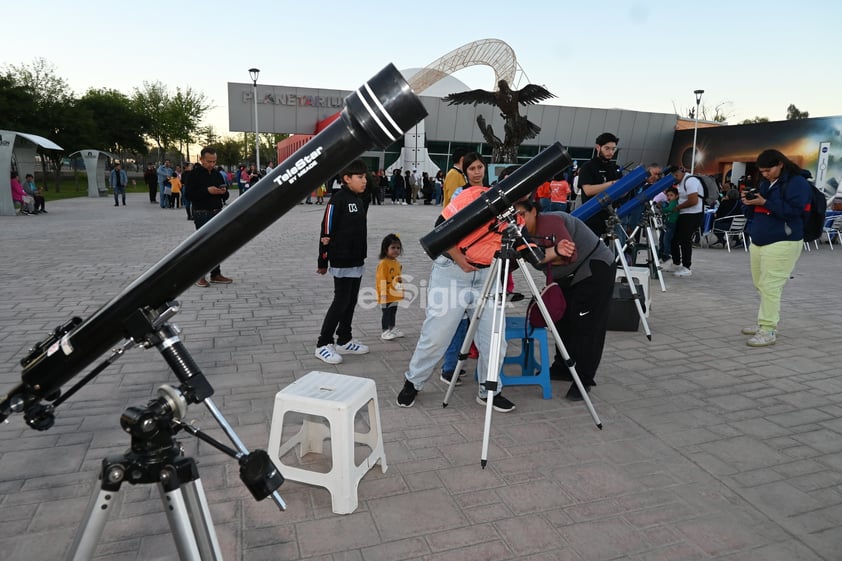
[443,80,555,163]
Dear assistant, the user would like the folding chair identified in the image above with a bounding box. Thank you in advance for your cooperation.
[712,216,748,252]
[823,216,842,250]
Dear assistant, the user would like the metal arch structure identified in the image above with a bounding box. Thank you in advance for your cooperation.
[408,39,518,94]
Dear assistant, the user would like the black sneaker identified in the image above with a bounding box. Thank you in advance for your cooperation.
[439,369,466,386]
[475,393,516,412]
[396,380,418,408]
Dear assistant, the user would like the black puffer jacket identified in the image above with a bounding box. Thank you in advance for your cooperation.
[317,186,368,269]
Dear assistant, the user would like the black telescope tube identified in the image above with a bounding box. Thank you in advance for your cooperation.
[8,63,427,408]
[419,142,571,259]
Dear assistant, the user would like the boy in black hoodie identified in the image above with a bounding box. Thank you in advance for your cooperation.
[315,159,371,364]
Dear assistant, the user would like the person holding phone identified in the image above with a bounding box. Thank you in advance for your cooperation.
[186,147,233,287]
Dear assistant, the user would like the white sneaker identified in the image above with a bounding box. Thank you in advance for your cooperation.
[315,344,343,364]
[741,325,759,335]
[661,262,677,272]
[336,339,370,354]
[381,329,397,341]
[747,329,776,347]
[673,266,692,277]
[389,328,405,338]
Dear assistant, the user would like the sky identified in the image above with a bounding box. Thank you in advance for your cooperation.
[4,0,840,139]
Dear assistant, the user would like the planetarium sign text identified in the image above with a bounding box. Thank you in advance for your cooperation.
[242,91,343,108]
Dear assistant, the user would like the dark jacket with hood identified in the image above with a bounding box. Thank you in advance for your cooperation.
[318,186,368,269]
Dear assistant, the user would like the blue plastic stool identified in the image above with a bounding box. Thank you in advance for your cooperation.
[500,316,552,399]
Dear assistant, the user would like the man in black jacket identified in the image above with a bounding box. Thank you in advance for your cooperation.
[578,132,622,236]
[314,159,370,365]
[186,147,232,287]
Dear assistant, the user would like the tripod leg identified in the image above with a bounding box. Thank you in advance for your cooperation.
[515,258,602,429]
[67,473,119,561]
[181,479,224,560]
[646,224,667,292]
[149,457,224,561]
[613,238,652,340]
[442,259,498,407]
[480,257,509,468]
[159,483,208,561]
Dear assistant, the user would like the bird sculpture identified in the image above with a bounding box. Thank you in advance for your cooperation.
[443,80,555,163]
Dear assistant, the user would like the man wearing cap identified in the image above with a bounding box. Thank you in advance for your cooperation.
[578,132,622,236]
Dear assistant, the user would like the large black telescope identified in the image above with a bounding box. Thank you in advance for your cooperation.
[419,142,572,259]
[1,63,427,424]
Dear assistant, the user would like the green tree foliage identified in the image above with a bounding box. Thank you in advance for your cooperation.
[213,137,245,168]
[786,104,809,120]
[133,81,212,162]
[76,88,149,155]
[132,81,173,158]
[167,87,212,161]
[0,73,36,130]
[4,58,79,190]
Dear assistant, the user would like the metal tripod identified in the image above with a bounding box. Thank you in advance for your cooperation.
[441,219,603,468]
[619,201,667,292]
[604,210,652,340]
[69,386,225,561]
[64,303,285,561]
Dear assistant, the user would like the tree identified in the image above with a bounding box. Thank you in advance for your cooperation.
[741,116,770,125]
[77,88,149,157]
[4,58,77,190]
[133,81,172,160]
[133,82,211,163]
[786,104,809,120]
[213,136,244,168]
[681,99,734,123]
[167,87,212,161]
[0,73,36,130]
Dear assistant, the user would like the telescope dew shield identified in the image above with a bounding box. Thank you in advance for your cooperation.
[570,166,648,223]
[615,172,677,219]
[13,63,427,407]
[420,142,571,259]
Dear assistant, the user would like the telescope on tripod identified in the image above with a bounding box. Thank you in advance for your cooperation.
[420,143,606,468]
[1,63,428,561]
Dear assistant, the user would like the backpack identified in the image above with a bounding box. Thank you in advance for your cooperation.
[782,174,826,243]
[801,186,827,243]
[689,175,719,207]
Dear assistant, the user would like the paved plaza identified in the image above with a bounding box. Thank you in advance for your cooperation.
[1,191,841,561]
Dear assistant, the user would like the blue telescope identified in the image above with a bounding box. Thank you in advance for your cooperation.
[571,166,648,223]
[615,169,677,219]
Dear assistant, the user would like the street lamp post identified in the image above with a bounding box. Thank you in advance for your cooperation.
[690,89,704,174]
[249,67,261,172]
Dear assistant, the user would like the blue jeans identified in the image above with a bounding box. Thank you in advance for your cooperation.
[661,222,677,258]
[159,184,168,208]
[404,256,505,397]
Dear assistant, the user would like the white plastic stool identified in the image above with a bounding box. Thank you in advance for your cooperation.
[267,371,387,514]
